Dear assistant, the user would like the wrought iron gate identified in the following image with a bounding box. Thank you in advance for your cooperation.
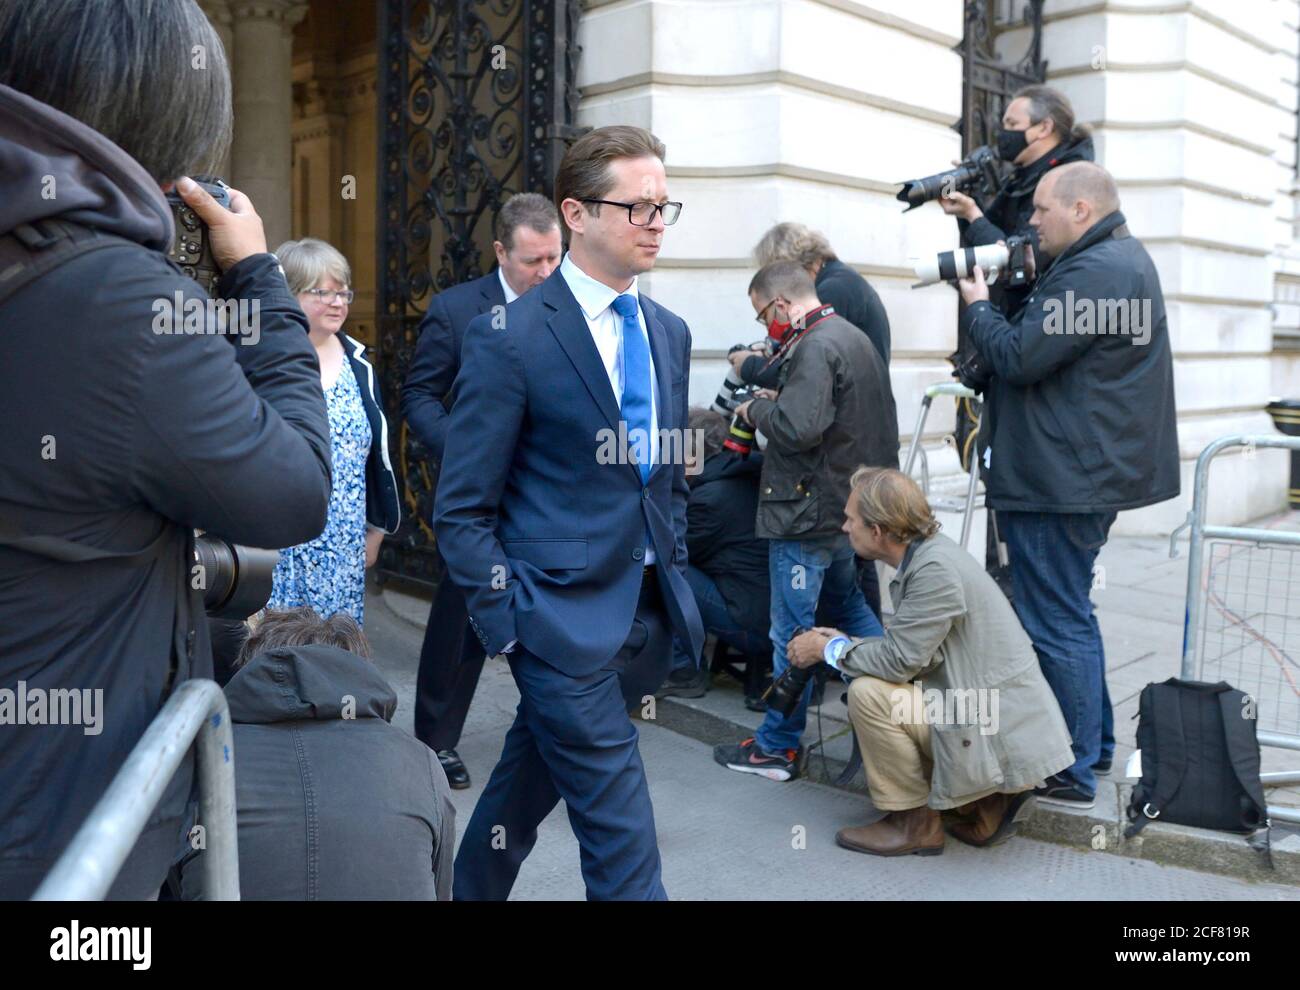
[959,0,1047,155]
[374,0,582,587]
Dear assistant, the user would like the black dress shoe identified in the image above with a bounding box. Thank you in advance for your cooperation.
[437,749,471,789]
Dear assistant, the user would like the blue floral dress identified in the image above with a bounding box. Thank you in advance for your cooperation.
[268,354,371,624]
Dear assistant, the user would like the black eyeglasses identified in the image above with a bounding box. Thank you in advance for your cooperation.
[582,199,683,226]
[754,297,783,325]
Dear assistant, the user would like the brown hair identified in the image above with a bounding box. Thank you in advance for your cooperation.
[1013,84,1091,144]
[849,467,941,543]
[235,607,372,670]
[688,406,729,460]
[748,260,817,302]
[553,125,667,223]
[495,192,561,250]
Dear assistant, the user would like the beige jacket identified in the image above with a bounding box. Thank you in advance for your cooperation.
[840,533,1074,809]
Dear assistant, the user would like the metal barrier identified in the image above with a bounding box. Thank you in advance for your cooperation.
[1170,435,1300,826]
[902,381,982,549]
[32,679,240,900]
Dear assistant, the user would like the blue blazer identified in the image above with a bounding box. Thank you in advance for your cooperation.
[433,267,705,675]
[401,270,506,464]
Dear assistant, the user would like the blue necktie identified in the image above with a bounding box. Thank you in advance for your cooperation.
[611,293,653,484]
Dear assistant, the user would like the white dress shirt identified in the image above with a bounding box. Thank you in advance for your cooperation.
[497,266,520,304]
[558,253,659,563]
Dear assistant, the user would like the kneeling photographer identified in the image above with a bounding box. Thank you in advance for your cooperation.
[788,469,1073,857]
[713,261,897,783]
[956,162,1179,810]
[0,0,332,899]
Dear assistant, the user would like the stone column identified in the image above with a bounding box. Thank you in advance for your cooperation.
[197,0,235,180]
[229,0,308,249]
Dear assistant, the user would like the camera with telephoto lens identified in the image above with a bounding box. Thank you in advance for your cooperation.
[763,626,817,717]
[162,176,278,619]
[723,385,758,458]
[164,174,230,296]
[896,145,1002,213]
[912,234,1031,290]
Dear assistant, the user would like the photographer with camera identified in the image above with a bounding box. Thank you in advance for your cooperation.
[0,0,332,899]
[955,162,1179,809]
[787,468,1073,856]
[940,85,1093,317]
[713,261,898,782]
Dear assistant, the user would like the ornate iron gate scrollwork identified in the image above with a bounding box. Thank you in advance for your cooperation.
[375,0,582,587]
[959,0,1046,154]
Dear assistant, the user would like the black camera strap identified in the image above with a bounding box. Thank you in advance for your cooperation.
[0,219,134,309]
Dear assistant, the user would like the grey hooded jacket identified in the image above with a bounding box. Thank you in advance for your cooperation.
[840,534,1074,809]
[181,644,455,900]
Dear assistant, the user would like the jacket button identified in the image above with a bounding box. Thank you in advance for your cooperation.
[632,548,644,561]
[642,488,649,499]
[962,739,971,748]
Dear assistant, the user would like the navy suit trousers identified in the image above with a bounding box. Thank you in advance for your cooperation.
[452,572,673,901]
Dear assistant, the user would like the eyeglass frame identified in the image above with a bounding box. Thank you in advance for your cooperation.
[580,198,683,226]
[754,296,787,326]
[303,287,355,305]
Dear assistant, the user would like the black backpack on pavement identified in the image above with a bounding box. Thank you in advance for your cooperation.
[1124,678,1269,841]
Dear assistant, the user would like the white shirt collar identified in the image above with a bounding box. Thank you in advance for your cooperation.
[496,266,520,304]
[559,253,639,320]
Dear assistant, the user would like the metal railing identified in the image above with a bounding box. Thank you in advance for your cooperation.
[902,381,982,549]
[32,679,240,900]
[1170,435,1300,826]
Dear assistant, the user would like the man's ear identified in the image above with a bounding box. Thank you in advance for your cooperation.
[560,198,587,237]
[493,240,508,266]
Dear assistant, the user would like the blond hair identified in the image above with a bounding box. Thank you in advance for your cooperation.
[753,222,836,271]
[849,467,940,543]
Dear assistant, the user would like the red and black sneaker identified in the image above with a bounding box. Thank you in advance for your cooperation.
[713,737,799,782]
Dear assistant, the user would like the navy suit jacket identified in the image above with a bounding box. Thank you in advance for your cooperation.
[433,267,705,676]
[402,270,506,463]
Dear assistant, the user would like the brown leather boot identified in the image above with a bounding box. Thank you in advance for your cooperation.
[835,806,944,857]
[947,791,1035,848]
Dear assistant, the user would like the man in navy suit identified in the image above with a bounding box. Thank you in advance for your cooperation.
[434,125,704,900]
[402,194,562,788]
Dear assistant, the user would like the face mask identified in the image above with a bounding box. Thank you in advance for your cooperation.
[767,311,792,346]
[996,125,1030,162]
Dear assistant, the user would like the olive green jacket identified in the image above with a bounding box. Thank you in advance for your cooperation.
[841,533,1074,809]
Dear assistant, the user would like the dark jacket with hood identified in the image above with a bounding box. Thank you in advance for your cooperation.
[960,210,1180,513]
[745,310,899,541]
[180,645,455,901]
[686,451,770,633]
[0,84,332,897]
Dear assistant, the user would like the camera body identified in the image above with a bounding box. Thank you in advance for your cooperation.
[896,145,1003,213]
[764,626,818,717]
[164,175,230,296]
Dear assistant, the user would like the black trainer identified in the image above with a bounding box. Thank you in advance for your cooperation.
[1033,773,1095,809]
[1094,758,1113,777]
[713,737,799,782]
[656,664,709,700]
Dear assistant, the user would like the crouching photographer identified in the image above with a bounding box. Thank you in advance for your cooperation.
[956,161,1179,810]
[0,0,332,899]
[788,469,1073,856]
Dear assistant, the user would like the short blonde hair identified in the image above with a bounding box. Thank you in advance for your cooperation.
[274,238,352,295]
[753,222,836,271]
[849,467,940,543]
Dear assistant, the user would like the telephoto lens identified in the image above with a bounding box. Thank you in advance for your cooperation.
[762,626,816,717]
[193,535,279,619]
[723,385,757,457]
[711,368,746,416]
[912,243,1009,288]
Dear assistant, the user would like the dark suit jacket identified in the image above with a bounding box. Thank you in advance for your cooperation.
[402,270,506,463]
[433,267,705,675]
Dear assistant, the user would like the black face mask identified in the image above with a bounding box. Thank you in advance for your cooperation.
[996,125,1029,162]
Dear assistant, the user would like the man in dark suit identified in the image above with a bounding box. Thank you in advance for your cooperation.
[434,125,704,900]
[402,193,561,788]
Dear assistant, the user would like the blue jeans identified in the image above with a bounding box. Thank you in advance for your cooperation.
[1000,510,1117,797]
[672,565,769,672]
[754,537,883,754]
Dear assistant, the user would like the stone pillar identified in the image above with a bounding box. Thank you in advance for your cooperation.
[229,0,308,249]
[197,0,235,180]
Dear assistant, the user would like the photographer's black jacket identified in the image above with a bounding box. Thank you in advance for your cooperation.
[960,210,1179,514]
[686,452,770,634]
[0,83,332,897]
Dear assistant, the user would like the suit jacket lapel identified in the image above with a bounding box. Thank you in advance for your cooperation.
[483,270,505,308]
[542,273,622,434]
[640,294,673,476]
